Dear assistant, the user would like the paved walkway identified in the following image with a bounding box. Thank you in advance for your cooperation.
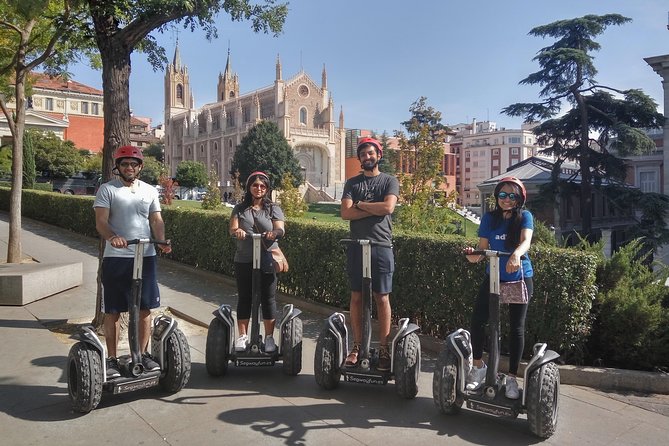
[1,212,668,445]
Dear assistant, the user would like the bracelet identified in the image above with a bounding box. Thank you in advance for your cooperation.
[354,201,360,210]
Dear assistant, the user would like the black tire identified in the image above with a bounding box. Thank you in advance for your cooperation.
[281,317,303,376]
[159,328,191,392]
[205,318,229,376]
[67,342,103,413]
[432,346,464,414]
[394,332,420,399]
[314,328,341,390]
[526,362,560,439]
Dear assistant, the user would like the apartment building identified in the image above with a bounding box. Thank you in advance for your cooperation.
[450,119,540,212]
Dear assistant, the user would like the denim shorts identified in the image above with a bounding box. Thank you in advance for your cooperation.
[101,256,160,313]
[346,245,394,294]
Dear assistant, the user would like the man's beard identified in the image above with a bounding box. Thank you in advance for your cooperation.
[361,160,378,171]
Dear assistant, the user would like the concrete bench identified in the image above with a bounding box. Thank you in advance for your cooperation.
[0,262,83,306]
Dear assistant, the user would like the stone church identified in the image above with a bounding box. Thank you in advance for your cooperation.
[163,44,345,198]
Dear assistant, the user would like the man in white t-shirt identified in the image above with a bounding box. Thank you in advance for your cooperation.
[93,145,171,378]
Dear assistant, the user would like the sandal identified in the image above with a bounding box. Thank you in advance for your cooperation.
[345,343,360,367]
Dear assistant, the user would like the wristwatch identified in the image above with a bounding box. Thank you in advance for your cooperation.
[354,201,360,210]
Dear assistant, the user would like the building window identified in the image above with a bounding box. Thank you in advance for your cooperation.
[509,136,521,144]
[226,113,235,128]
[639,170,659,193]
[493,149,499,155]
[91,103,99,115]
[243,105,250,123]
[45,97,53,111]
[511,147,519,155]
[81,102,89,114]
[176,84,183,99]
[299,107,307,125]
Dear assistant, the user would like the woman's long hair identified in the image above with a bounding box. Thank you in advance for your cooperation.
[490,181,523,251]
[241,172,273,211]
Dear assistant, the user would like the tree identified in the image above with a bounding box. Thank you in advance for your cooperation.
[277,172,307,217]
[81,0,287,184]
[139,156,163,185]
[393,97,452,232]
[0,0,86,262]
[175,160,207,189]
[378,131,397,175]
[22,129,36,188]
[143,142,165,163]
[201,169,222,210]
[502,14,665,237]
[31,130,84,177]
[231,120,303,189]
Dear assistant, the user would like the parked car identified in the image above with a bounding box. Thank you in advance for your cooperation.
[40,171,101,195]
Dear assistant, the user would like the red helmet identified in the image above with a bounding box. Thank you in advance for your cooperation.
[113,145,144,162]
[356,137,383,158]
[245,171,270,190]
[494,176,527,208]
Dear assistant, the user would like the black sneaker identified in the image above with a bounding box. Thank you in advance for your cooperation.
[141,352,160,371]
[378,345,391,372]
[106,357,121,378]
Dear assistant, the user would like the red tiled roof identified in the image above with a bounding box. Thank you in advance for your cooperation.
[30,72,103,96]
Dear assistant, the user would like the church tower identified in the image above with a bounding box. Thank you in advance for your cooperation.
[217,48,239,102]
[164,41,192,126]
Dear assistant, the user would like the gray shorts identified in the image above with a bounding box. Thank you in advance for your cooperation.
[346,245,394,294]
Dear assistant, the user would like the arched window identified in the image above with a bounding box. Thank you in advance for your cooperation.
[200,144,204,154]
[176,84,183,99]
[299,107,307,125]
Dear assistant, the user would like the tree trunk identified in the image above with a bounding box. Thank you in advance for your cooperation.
[7,70,28,263]
[576,94,593,237]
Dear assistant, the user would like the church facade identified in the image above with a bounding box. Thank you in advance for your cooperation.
[164,45,345,197]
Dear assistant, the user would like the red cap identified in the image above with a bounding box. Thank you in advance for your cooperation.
[356,137,383,158]
[494,176,527,207]
[246,171,270,189]
[113,145,144,162]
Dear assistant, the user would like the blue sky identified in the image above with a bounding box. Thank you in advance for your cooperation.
[71,0,669,134]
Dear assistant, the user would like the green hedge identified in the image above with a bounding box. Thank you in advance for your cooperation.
[0,187,597,362]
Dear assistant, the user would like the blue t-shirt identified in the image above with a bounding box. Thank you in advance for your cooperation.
[478,210,534,282]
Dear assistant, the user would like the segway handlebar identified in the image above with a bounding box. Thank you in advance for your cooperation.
[339,238,392,248]
[231,231,281,240]
[466,249,526,260]
[127,238,171,246]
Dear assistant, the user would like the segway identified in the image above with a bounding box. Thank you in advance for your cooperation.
[205,232,303,376]
[432,249,560,438]
[67,239,191,413]
[314,239,421,398]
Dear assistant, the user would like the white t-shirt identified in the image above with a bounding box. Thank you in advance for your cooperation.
[93,179,161,258]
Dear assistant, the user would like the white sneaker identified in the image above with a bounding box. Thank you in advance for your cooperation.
[466,362,487,390]
[505,375,520,399]
[235,334,249,352]
[264,335,276,353]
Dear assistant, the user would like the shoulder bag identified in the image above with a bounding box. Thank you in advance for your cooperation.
[499,268,528,305]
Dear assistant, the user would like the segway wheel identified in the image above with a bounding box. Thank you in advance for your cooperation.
[67,342,103,413]
[314,328,341,390]
[205,318,229,377]
[432,345,464,414]
[281,317,303,376]
[526,362,560,439]
[394,332,420,399]
[159,328,191,392]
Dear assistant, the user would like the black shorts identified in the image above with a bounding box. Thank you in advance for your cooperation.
[101,256,160,313]
[346,245,394,294]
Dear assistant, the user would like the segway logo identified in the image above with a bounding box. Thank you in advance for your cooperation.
[345,373,387,385]
[236,358,275,367]
[113,377,160,394]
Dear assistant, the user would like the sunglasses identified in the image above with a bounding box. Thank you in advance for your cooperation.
[497,192,518,201]
[251,183,267,190]
[119,162,140,168]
